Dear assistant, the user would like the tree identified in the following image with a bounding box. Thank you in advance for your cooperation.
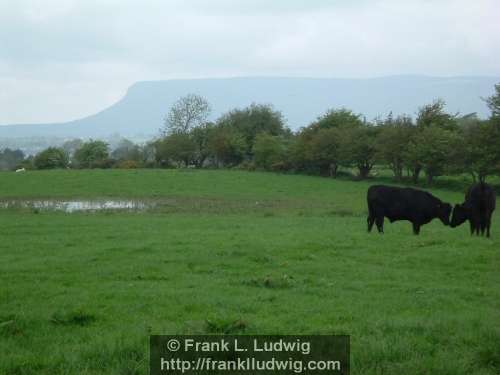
[456,118,500,182]
[0,148,25,170]
[307,128,342,177]
[154,133,196,167]
[253,133,287,170]
[376,114,414,180]
[288,130,315,173]
[289,108,362,177]
[190,122,215,168]
[416,99,457,130]
[111,139,141,162]
[338,124,378,178]
[62,139,83,158]
[404,99,458,183]
[405,126,459,184]
[207,127,246,167]
[216,103,288,158]
[138,142,157,166]
[312,108,364,130]
[484,83,500,119]
[33,147,69,169]
[163,94,211,135]
[449,84,500,181]
[73,140,110,168]
[307,108,364,177]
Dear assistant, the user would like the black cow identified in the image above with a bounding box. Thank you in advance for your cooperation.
[367,185,452,235]
[450,182,496,237]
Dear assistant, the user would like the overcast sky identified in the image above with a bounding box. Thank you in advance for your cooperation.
[1,0,499,124]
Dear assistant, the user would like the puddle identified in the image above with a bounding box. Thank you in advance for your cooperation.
[0,200,151,213]
[0,197,341,214]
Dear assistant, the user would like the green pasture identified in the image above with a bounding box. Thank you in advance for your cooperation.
[0,170,499,374]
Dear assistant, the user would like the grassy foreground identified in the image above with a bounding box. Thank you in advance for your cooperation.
[0,170,499,374]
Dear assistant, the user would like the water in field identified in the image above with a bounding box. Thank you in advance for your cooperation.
[0,200,150,212]
[0,197,344,214]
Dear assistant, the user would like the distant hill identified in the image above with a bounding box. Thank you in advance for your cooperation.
[0,76,498,139]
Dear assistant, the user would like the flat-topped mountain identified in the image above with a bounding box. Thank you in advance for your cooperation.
[1,75,498,139]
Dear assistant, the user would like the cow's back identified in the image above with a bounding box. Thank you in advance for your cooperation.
[466,183,496,213]
[367,185,407,209]
[367,185,434,217]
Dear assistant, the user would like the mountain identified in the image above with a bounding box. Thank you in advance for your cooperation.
[0,76,498,139]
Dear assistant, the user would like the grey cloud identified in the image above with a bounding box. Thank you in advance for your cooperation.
[0,0,499,123]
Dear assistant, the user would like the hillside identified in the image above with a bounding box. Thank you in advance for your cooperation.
[0,75,498,139]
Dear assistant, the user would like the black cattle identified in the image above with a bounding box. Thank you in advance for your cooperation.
[450,182,496,237]
[367,185,452,235]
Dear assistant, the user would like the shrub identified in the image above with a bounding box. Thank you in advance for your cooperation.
[33,147,69,169]
[270,161,287,172]
[253,133,287,170]
[236,160,256,171]
[73,140,109,168]
[93,158,115,169]
[0,148,25,171]
[116,160,140,169]
[154,133,196,167]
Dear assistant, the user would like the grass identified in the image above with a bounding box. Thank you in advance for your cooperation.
[0,169,499,374]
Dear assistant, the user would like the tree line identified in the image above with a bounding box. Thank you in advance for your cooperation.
[2,84,500,185]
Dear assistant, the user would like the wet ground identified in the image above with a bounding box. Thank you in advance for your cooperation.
[0,200,150,212]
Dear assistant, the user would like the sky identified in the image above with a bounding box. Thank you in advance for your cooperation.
[0,0,499,124]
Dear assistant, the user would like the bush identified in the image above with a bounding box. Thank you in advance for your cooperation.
[116,160,140,169]
[73,140,109,168]
[337,124,378,179]
[270,161,288,172]
[154,133,196,167]
[92,158,115,169]
[17,158,34,170]
[111,139,141,162]
[253,133,287,170]
[208,128,246,167]
[33,147,69,169]
[0,148,25,171]
[216,103,288,158]
[236,160,256,171]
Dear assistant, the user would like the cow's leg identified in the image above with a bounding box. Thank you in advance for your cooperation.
[367,214,375,232]
[375,216,384,234]
[367,216,375,232]
[367,204,376,233]
[470,218,479,236]
[480,216,486,236]
[412,222,420,235]
[474,215,482,236]
[486,212,492,238]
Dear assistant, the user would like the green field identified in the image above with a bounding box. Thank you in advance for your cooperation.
[1,170,499,374]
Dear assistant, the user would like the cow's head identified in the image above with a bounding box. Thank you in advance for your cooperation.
[450,203,468,228]
[438,202,452,226]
